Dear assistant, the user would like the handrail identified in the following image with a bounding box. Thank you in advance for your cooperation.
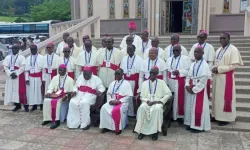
[0,16,100,70]
[51,18,87,27]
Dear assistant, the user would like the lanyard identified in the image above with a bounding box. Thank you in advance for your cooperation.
[169,46,173,57]
[105,48,113,61]
[127,55,136,71]
[142,41,148,52]
[64,57,69,66]
[85,50,92,64]
[30,54,38,68]
[216,44,230,60]
[70,46,74,56]
[193,59,203,77]
[112,79,124,94]
[47,54,54,67]
[149,79,158,95]
[148,58,158,71]
[10,54,19,66]
[170,56,181,70]
[58,75,67,89]
[199,42,206,49]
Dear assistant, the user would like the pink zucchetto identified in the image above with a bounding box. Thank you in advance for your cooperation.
[128,21,136,29]
[59,64,67,69]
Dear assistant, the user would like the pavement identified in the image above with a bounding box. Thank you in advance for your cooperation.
[0,110,250,150]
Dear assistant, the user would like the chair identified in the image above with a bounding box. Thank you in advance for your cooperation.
[90,93,106,127]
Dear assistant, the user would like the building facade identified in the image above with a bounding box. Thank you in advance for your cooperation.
[71,0,250,36]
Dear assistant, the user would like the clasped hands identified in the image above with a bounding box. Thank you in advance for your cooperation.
[147,101,163,106]
[10,73,17,79]
[212,67,218,74]
[185,86,195,94]
[109,100,121,106]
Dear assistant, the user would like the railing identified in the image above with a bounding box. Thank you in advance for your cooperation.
[0,16,100,91]
[244,6,250,36]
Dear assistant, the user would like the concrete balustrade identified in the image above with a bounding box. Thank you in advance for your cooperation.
[244,6,250,36]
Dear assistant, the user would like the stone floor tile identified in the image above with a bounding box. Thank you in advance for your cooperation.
[108,142,131,150]
[59,130,80,138]
[42,129,63,137]
[0,140,27,150]
[84,140,109,150]
[241,140,250,150]
[240,132,250,141]
[112,135,136,145]
[152,140,176,150]
[15,134,37,142]
[19,143,47,150]
[30,135,55,144]
[26,127,50,135]
[174,144,198,150]
[42,144,65,150]
[50,137,72,146]
[65,138,91,149]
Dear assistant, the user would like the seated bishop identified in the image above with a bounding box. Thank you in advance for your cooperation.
[134,67,172,141]
[67,66,106,130]
[100,68,133,135]
[42,64,74,129]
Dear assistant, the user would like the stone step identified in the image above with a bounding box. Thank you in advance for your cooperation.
[235,72,250,78]
[236,66,250,72]
[242,56,250,61]
[235,78,250,85]
[242,60,250,66]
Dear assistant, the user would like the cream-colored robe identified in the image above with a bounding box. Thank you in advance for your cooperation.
[135,39,152,59]
[58,56,76,79]
[164,44,188,61]
[57,45,81,59]
[212,44,243,122]
[43,75,74,122]
[79,45,98,52]
[56,41,77,57]
[134,79,172,135]
[120,35,142,50]
[143,47,165,60]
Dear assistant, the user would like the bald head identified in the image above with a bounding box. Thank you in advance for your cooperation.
[63,32,70,42]
[106,37,114,50]
[126,35,134,46]
[194,46,204,60]
[171,34,180,46]
[151,37,159,47]
[84,40,92,52]
[173,44,181,58]
[82,35,90,44]
[101,37,107,48]
[149,47,158,60]
[12,43,20,55]
[67,37,74,48]
[149,67,159,81]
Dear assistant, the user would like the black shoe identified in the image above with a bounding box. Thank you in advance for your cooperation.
[82,125,90,130]
[177,118,184,125]
[191,129,202,133]
[152,133,158,141]
[41,121,50,126]
[101,128,109,134]
[115,130,122,135]
[31,105,37,112]
[218,121,229,126]
[211,117,216,122]
[186,127,191,131]
[50,121,60,129]
[40,104,43,111]
[138,134,145,140]
[12,106,21,112]
[24,105,29,112]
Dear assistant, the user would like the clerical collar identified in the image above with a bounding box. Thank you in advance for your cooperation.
[129,54,134,58]
[117,79,123,83]
[173,55,180,59]
[150,79,157,83]
[195,59,202,63]
[48,53,53,55]
[107,48,113,51]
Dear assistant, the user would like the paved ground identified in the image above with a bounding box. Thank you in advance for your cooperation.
[0,110,249,150]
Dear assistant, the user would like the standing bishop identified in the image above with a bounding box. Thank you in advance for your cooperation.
[136,30,152,59]
[143,37,164,60]
[59,47,76,80]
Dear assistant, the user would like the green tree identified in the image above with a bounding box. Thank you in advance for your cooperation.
[30,0,71,22]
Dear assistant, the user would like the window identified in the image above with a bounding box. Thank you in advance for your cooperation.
[123,0,129,18]
[240,0,248,12]
[11,25,23,33]
[35,24,49,33]
[137,0,142,18]
[110,0,115,19]
[0,25,10,34]
[88,0,93,17]
[223,0,230,13]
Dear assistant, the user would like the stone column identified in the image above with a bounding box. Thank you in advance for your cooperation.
[196,0,210,34]
[115,0,123,19]
[80,0,88,19]
[93,0,109,19]
[244,6,250,36]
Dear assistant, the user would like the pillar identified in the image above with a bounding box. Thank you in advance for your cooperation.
[93,0,109,19]
[147,0,160,36]
[115,0,123,19]
[197,0,210,34]
[80,0,88,19]
[129,0,136,18]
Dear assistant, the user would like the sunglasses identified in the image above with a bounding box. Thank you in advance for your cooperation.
[46,47,52,49]
[64,51,71,53]
[220,37,226,40]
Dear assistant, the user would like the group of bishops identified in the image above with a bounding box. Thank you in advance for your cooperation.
[3,21,243,141]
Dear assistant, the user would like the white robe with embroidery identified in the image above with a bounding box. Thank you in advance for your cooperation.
[58,56,76,79]
[3,54,26,105]
[134,79,172,135]
[120,35,142,51]
[164,45,188,61]
[99,80,133,131]
[25,54,44,105]
[184,60,211,131]
[56,41,77,57]
[143,47,165,60]
[42,53,60,94]
[135,40,152,59]
[67,75,105,128]
[166,55,191,120]
[120,55,143,116]
[43,75,74,122]
[79,45,98,53]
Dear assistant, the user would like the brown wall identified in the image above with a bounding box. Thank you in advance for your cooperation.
[209,14,245,35]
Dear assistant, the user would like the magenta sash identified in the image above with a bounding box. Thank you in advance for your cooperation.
[13,66,27,104]
[168,72,185,115]
[78,86,97,95]
[124,73,139,96]
[223,71,234,112]
[144,74,163,80]
[51,89,65,123]
[100,61,120,72]
[111,94,125,133]
[82,66,98,75]
[68,72,74,80]
[45,68,57,79]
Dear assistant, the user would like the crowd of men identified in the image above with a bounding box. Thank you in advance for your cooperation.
[3,21,243,141]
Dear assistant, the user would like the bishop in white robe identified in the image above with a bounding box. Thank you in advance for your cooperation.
[80,35,98,52]
[97,37,107,54]
[184,46,211,132]
[98,37,124,88]
[120,22,142,51]
[143,37,164,60]
[25,45,44,111]
[166,45,191,121]
[136,30,152,59]
[135,67,172,141]
[3,44,28,111]
[120,45,143,116]
[75,40,99,78]
[42,64,74,129]
[56,32,76,57]
[67,66,105,129]
[120,35,134,55]
[164,34,188,61]
[211,33,243,126]
[100,68,133,134]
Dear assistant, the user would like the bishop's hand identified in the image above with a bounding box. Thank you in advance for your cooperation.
[71,92,77,97]
[45,93,51,98]
[212,67,218,74]
[26,80,30,85]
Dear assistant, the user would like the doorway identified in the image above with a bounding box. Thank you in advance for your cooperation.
[169,1,183,33]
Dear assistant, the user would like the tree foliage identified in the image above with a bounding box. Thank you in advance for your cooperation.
[30,0,71,22]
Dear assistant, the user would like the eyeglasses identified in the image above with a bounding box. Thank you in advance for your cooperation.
[220,37,226,40]
[46,47,52,49]
[63,51,70,53]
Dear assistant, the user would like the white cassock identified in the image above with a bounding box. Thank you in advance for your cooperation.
[43,75,74,122]
[100,79,133,132]
[57,45,81,59]
[67,75,105,128]
[212,44,243,122]
[120,55,143,116]
[120,35,142,50]
[3,54,27,105]
[56,41,77,57]
[59,56,76,80]
[98,48,124,88]
[164,45,189,61]
[135,39,152,59]
[42,53,60,94]
[134,79,172,135]
[189,42,215,69]
[166,55,191,120]
[97,47,105,54]
[143,47,165,60]
[184,60,211,131]
[75,50,99,78]
[80,45,98,53]
[139,58,167,92]
[25,54,44,105]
